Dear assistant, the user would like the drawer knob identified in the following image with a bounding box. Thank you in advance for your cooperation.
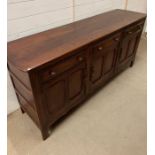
[50,71,56,76]
[98,46,103,51]
[128,31,133,34]
[138,26,142,31]
[114,38,119,41]
[77,56,84,61]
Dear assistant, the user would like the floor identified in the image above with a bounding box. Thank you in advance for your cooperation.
[8,38,147,155]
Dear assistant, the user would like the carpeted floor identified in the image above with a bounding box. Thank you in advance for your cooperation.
[7,38,147,155]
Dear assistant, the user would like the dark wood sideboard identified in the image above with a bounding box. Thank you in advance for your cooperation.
[8,9,146,140]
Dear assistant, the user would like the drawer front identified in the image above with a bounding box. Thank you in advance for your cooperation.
[40,52,86,82]
[93,32,121,57]
[125,22,144,36]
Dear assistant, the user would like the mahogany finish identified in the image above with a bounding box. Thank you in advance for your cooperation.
[8,9,146,140]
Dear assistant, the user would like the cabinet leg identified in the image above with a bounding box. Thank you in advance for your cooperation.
[130,60,134,67]
[20,107,25,114]
[41,127,49,140]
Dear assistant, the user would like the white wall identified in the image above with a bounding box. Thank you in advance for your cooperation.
[126,0,147,32]
[127,0,147,13]
[73,0,126,21]
[7,0,146,114]
[8,0,126,41]
[8,0,73,41]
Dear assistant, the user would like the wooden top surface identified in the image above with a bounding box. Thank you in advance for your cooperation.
[8,9,146,72]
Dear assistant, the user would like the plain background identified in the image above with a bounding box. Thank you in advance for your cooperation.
[7,0,147,114]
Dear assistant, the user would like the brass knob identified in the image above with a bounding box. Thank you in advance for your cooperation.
[50,71,56,76]
[128,31,133,34]
[77,56,83,61]
[98,46,103,51]
[114,38,119,41]
[138,26,142,30]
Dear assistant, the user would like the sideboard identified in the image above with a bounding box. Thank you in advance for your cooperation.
[8,9,146,140]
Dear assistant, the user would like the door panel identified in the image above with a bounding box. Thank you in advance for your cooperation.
[119,39,128,62]
[69,70,83,99]
[90,35,120,91]
[118,24,143,66]
[44,79,66,117]
[103,48,115,74]
[90,57,104,83]
[126,36,138,57]
[68,63,86,105]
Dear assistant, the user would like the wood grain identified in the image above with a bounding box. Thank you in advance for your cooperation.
[8,9,146,72]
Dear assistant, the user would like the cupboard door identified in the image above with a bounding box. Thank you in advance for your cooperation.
[90,56,104,84]
[90,36,120,91]
[118,32,141,63]
[68,63,86,106]
[42,62,87,119]
[126,33,140,57]
[43,75,67,118]
[118,23,144,66]
[103,47,116,79]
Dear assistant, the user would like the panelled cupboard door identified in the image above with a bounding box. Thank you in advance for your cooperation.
[118,23,144,65]
[68,62,86,106]
[89,34,120,91]
[42,62,87,119]
[42,74,67,119]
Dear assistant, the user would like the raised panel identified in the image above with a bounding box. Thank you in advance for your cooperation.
[69,70,83,99]
[127,36,139,57]
[90,57,104,83]
[68,63,86,105]
[119,39,128,62]
[103,48,115,74]
[44,80,66,116]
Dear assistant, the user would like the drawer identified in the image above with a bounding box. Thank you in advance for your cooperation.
[93,32,121,57]
[125,22,144,35]
[40,52,86,82]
